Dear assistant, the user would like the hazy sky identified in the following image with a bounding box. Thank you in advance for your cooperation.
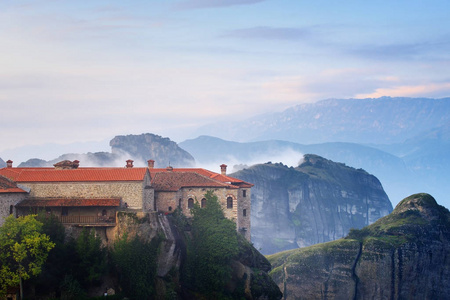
[1,0,450,154]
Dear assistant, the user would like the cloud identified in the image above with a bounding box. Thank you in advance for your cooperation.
[174,0,266,10]
[222,26,311,41]
[356,82,450,98]
[350,37,450,61]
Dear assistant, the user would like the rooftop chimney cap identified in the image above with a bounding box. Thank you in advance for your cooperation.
[6,160,13,168]
[126,159,134,168]
[147,159,155,169]
[166,166,173,171]
[220,164,227,175]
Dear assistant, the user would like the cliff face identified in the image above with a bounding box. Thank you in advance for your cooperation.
[110,133,195,167]
[232,154,393,254]
[103,211,281,299]
[268,193,450,299]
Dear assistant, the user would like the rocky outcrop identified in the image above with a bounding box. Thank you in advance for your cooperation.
[232,154,393,254]
[110,133,195,167]
[268,193,450,299]
[103,210,281,299]
[18,133,195,168]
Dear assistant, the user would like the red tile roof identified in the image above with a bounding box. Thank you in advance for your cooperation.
[17,198,121,207]
[0,167,149,182]
[0,166,253,188]
[149,168,253,188]
[0,175,27,193]
[152,172,236,191]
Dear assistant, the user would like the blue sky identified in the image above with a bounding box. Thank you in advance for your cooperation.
[1,0,450,155]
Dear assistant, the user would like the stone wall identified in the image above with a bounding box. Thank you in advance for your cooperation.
[0,193,26,226]
[22,181,145,209]
[236,188,251,241]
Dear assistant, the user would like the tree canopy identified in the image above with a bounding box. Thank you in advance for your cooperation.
[0,214,55,297]
[184,190,240,295]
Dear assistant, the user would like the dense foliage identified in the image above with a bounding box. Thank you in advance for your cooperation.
[111,233,163,300]
[29,217,107,299]
[0,214,55,297]
[183,190,240,297]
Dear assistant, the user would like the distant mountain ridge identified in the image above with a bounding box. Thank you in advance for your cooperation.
[196,97,450,144]
[180,136,417,205]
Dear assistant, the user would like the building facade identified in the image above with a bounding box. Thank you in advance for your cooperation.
[0,159,252,240]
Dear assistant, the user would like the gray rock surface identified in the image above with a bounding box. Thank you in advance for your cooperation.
[268,193,450,299]
[232,154,392,254]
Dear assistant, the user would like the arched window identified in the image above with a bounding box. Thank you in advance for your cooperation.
[201,198,206,208]
[9,205,13,215]
[227,197,233,209]
[188,198,194,209]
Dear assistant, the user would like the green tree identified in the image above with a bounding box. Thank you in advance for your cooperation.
[111,233,162,299]
[0,214,55,298]
[185,190,239,295]
[74,228,107,286]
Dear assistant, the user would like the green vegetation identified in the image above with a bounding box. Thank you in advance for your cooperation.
[0,214,55,298]
[183,190,240,298]
[111,233,163,300]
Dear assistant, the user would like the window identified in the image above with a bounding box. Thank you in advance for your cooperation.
[179,198,182,208]
[227,197,233,209]
[168,206,172,211]
[243,209,247,216]
[243,190,247,197]
[201,198,206,208]
[188,198,194,209]
[102,209,107,216]
[62,207,69,216]
[9,205,13,215]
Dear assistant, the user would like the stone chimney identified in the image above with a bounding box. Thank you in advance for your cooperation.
[148,159,155,169]
[220,164,227,175]
[54,160,79,170]
[72,160,80,169]
[126,159,134,168]
[6,160,13,168]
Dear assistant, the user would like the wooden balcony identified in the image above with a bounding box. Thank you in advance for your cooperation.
[58,215,116,226]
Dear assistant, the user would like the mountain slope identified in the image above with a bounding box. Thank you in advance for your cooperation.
[268,193,450,299]
[231,155,392,254]
[195,97,450,144]
[17,133,195,168]
[180,135,412,204]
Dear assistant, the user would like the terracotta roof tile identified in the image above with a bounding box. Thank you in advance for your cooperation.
[0,167,148,182]
[149,168,253,187]
[0,175,27,193]
[17,198,121,207]
[152,172,237,191]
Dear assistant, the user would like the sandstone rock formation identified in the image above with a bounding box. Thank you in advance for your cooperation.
[18,133,195,168]
[102,211,281,299]
[268,193,450,299]
[232,154,393,254]
[110,133,195,167]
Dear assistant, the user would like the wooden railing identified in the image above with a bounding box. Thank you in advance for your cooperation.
[59,215,116,225]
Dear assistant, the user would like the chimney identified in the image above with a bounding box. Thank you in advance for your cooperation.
[6,160,13,168]
[72,160,80,169]
[220,164,227,175]
[126,159,134,168]
[147,159,155,169]
[166,166,173,172]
